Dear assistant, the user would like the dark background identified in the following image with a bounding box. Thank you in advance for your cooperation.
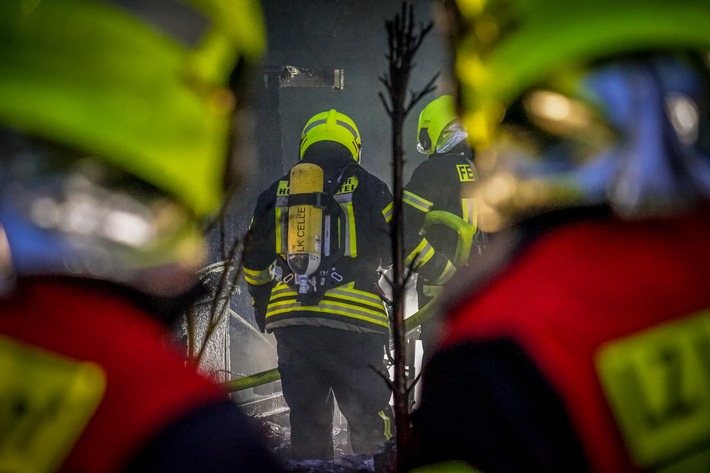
[214,0,453,381]
[242,0,453,207]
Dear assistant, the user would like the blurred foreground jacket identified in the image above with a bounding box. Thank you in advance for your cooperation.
[410,0,710,471]
[0,1,284,471]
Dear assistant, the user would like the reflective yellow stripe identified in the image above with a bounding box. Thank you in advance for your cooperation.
[403,190,433,213]
[244,267,272,286]
[266,284,389,328]
[461,197,478,229]
[270,283,288,293]
[405,238,435,269]
[379,410,393,440]
[267,300,389,328]
[269,282,385,305]
[275,180,289,254]
[275,206,283,254]
[382,201,394,223]
[405,238,429,264]
[434,260,457,285]
[268,299,388,321]
[326,286,386,309]
[409,461,483,473]
[419,244,435,267]
[272,281,382,308]
[269,283,386,310]
[423,284,443,298]
[343,201,357,257]
[265,298,293,310]
[275,208,290,256]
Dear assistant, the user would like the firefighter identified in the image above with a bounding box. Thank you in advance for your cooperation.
[244,109,394,460]
[403,95,484,360]
[0,1,284,472]
[409,0,710,472]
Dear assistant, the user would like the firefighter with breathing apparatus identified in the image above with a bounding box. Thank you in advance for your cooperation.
[409,0,710,472]
[403,94,485,362]
[244,109,394,460]
[0,1,284,472]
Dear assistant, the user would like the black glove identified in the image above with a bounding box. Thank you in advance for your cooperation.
[254,305,267,333]
[250,283,273,333]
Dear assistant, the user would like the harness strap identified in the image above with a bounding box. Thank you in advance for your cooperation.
[280,163,360,304]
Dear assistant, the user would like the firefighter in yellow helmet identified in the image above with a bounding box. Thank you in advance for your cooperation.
[403,95,485,361]
[244,109,394,460]
[0,1,283,472]
[409,0,710,472]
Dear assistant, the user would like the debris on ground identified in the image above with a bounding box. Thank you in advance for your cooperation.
[285,455,374,473]
[256,412,396,472]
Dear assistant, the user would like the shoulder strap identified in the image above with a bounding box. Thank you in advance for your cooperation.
[278,163,360,304]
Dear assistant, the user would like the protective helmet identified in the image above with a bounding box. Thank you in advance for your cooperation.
[299,109,362,163]
[0,0,264,295]
[449,0,710,149]
[0,0,265,218]
[417,95,468,155]
[446,0,710,232]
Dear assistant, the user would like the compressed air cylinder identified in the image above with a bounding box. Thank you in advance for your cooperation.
[287,163,324,289]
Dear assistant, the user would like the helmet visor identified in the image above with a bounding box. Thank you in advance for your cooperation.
[436,121,469,154]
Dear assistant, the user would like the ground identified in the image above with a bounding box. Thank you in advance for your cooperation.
[258,418,396,473]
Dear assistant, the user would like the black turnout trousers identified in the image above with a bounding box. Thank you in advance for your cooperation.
[274,325,391,460]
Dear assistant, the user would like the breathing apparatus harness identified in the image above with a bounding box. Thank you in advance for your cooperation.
[279,162,359,305]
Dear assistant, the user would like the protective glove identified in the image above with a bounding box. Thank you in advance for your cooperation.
[250,282,273,333]
[253,304,267,333]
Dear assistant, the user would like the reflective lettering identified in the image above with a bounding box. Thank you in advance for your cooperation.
[277,181,290,196]
[337,177,358,194]
[456,164,475,182]
[293,207,307,252]
[596,311,710,470]
[296,208,306,234]
[0,336,105,473]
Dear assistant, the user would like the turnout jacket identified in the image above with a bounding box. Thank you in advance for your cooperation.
[411,206,710,473]
[0,278,283,473]
[244,145,393,335]
[403,145,480,287]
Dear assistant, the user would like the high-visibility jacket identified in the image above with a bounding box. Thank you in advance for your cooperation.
[411,206,710,473]
[0,278,283,473]
[403,146,480,289]
[244,150,393,335]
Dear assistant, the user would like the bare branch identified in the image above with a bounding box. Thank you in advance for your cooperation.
[405,370,423,395]
[374,367,395,393]
[405,71,440,115]
[379,91,394,118]
[379,1,438,471]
